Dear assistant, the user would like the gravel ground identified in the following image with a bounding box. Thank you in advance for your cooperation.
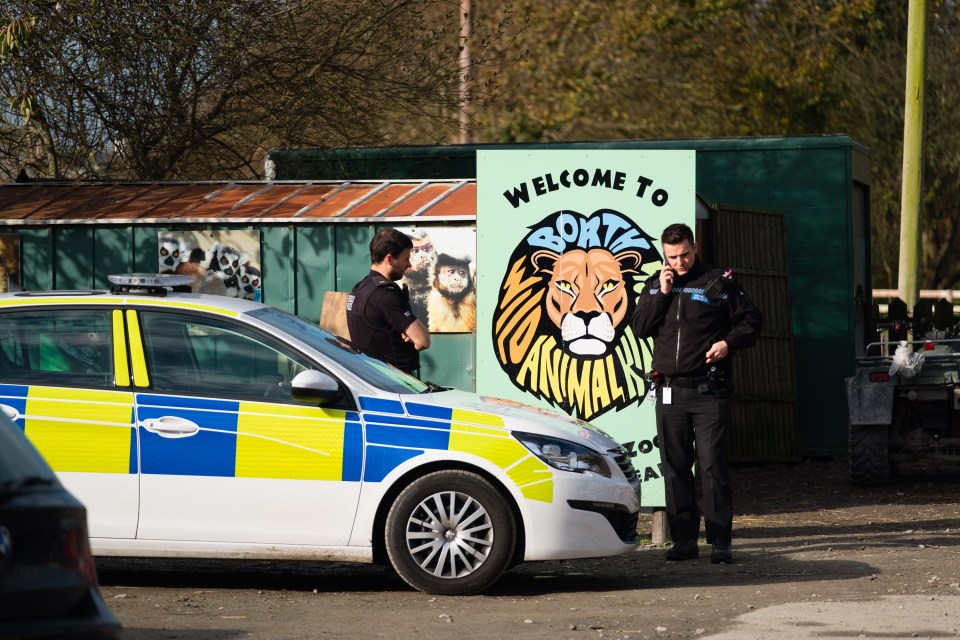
[98,458,960,640]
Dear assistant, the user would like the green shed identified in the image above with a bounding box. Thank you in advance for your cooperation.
[268,136,873,457]
[0,179,479,392]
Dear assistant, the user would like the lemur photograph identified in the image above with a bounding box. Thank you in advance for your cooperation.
[156,230,262,300]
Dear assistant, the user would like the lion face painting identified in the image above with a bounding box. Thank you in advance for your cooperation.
[532,247,641,357]
[491,210,661,420]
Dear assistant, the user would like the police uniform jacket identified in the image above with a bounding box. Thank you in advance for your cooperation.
[631,258,763,379]
[346,271,420,373]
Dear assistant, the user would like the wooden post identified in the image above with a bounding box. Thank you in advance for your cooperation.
[651,509,669,544]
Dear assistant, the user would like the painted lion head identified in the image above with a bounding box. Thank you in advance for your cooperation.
[531,248,644,357]
[491,209,661,420]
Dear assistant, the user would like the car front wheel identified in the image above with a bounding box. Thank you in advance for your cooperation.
[384,470,516,595]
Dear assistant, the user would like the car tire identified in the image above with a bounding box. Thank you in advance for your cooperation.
[849,422,892,486]
[384,470,516,595]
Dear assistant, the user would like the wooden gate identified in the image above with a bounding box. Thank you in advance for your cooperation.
[700,206,800,461]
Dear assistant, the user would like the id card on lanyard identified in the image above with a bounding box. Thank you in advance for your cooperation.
[662,386,673,405]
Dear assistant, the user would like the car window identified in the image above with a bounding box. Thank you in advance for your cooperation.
[247,307,429,394]
[139,311,314,403]
[0,309,114,389]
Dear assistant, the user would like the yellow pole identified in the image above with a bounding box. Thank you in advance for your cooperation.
[897,0,927,309]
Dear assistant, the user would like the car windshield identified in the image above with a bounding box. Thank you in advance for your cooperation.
[247,307,429,394]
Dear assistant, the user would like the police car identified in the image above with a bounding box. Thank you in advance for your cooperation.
[0,274,641,595]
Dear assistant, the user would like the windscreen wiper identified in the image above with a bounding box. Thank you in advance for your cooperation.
[420,380,452,393]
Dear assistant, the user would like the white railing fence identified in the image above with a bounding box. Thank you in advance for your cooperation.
[873,289,960,315]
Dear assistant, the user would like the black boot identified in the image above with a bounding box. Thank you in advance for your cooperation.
[664,539,699,561]
[710,540,733,564]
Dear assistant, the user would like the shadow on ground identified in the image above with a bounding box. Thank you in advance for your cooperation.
[97,458,957,597]
[98,548,880,597]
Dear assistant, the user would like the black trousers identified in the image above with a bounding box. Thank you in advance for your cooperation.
[655,385,732,544]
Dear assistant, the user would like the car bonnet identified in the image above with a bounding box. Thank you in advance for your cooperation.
[400,389,620,452]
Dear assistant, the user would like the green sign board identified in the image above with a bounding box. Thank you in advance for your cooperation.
[476,149,696,506]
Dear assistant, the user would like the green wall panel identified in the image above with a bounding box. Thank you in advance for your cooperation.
[296,225,337,324]
[334,225,374,294]
[420,333,476,389]
[133,227,160,273]
[9,228,52,291]
[262,226,295,314]
[55,227,94,289]
[94,227,134,289]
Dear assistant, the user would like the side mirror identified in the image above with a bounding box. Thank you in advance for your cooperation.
[290,370,342,405]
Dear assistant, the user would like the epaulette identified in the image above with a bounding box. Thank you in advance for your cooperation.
[707,266,731,277]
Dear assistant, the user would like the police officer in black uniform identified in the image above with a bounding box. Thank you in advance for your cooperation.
[632,223,762,564]
[347,228,430,376]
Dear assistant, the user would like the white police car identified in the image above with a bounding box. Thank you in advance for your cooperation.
[0,274,640,595]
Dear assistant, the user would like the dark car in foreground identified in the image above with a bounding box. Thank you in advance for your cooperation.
[0,413,121,640]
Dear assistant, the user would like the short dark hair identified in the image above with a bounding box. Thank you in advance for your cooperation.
[661,223,695,246]
[370,228,413,264]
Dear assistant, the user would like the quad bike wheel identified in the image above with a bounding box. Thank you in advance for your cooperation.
[849,422,892,486]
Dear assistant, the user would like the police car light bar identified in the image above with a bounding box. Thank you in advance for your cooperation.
[108,273,195,297]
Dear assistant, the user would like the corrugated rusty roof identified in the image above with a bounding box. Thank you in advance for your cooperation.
[0,180,477,225]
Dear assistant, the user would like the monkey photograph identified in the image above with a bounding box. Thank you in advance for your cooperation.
[399,229,437,326]
[427,253,477,333]
[396,226,476,334]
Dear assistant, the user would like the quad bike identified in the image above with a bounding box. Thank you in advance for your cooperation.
[845,297,960,485]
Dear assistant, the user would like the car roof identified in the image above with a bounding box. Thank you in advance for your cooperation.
[0,289,264,316]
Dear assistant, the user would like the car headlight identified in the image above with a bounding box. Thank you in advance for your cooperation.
[513,431,612,477]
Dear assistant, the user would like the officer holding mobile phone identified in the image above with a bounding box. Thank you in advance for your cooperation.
[632,223,762,564]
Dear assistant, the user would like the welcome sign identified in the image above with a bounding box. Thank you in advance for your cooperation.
[476,149,695,506]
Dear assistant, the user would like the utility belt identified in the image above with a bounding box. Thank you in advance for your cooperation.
[663,375,706,388]
[649,368,733,396]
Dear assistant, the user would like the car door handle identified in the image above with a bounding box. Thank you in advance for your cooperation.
[0,404,19,421]
[141,417,200,438]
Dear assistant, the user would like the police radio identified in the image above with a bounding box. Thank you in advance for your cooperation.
[703,269,733,300]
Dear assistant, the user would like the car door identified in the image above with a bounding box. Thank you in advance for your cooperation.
[129,308,362,546]
[0,304,139,539]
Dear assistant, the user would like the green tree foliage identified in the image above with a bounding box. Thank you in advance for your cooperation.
[0,0,500,180]
[475,0,960,289]
[5,1,960,289]
[0,16,38,151]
